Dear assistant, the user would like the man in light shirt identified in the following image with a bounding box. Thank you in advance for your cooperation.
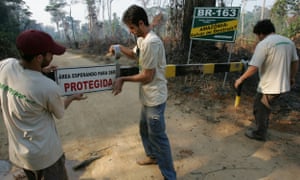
[0,29,86,179]
[235,19,299,141]
[109,5,176,180]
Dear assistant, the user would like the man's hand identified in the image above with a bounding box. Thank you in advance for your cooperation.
[64,93,87,109]
[71,93,87,101]
[112,78,124,96]
[42,65,58,74]
[234,77,243,89]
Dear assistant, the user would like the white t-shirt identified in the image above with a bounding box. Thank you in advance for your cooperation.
[249,34,299,94]
[136,31,168,106]
[0,58,64,170]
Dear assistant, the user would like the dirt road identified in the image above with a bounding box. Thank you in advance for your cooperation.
[1,52,300,180]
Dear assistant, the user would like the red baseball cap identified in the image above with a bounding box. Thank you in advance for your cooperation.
[16,29,66,56]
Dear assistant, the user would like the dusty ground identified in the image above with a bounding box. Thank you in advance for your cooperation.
[1,52,300,180]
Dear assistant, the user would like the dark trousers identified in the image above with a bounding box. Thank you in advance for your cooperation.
[253,93,279,135]
[23,154,68,180]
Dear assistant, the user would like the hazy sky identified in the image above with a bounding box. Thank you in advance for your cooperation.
[23,0,143,25]
[23,0,275,26]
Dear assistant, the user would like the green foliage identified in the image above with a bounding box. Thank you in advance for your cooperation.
[45,0,67,28]
[0,0,40,59]
[234,0,300,40]
[285,17,300,37]
[0,0,24,59]
[0,32,18,60]
[271,0,300,38]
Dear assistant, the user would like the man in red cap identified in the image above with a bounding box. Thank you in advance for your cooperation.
[0,29,86,180]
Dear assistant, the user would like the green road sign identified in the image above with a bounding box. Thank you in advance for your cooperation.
[190,7,241,42]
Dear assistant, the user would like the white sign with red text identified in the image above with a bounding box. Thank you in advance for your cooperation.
[55,65,116,96]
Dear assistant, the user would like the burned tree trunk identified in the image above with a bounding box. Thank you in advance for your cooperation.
[182,0,216,57]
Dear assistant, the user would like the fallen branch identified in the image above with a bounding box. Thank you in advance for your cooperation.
[72,155,102,171]
[72,145,115,171]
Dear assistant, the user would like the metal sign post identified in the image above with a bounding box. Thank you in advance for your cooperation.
[187,6,241,88]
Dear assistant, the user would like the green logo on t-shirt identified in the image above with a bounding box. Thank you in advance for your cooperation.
[0,83,36,104]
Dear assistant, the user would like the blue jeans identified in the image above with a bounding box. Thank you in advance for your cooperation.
[139,102,176,180]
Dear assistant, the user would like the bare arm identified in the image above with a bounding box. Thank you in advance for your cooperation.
[119,45,137,60]
[122,68,155,84]
[112,68,155,96]
[109,45,137,60]
[234,65,258,88]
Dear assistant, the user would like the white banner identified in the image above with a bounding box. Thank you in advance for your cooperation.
[55,64,116,96]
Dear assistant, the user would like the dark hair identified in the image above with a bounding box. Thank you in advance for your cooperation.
[122,5,149,26]
[18,50,46,62]
[253,19,275,35]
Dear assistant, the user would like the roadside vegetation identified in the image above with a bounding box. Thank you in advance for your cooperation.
[1,0,300,61]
